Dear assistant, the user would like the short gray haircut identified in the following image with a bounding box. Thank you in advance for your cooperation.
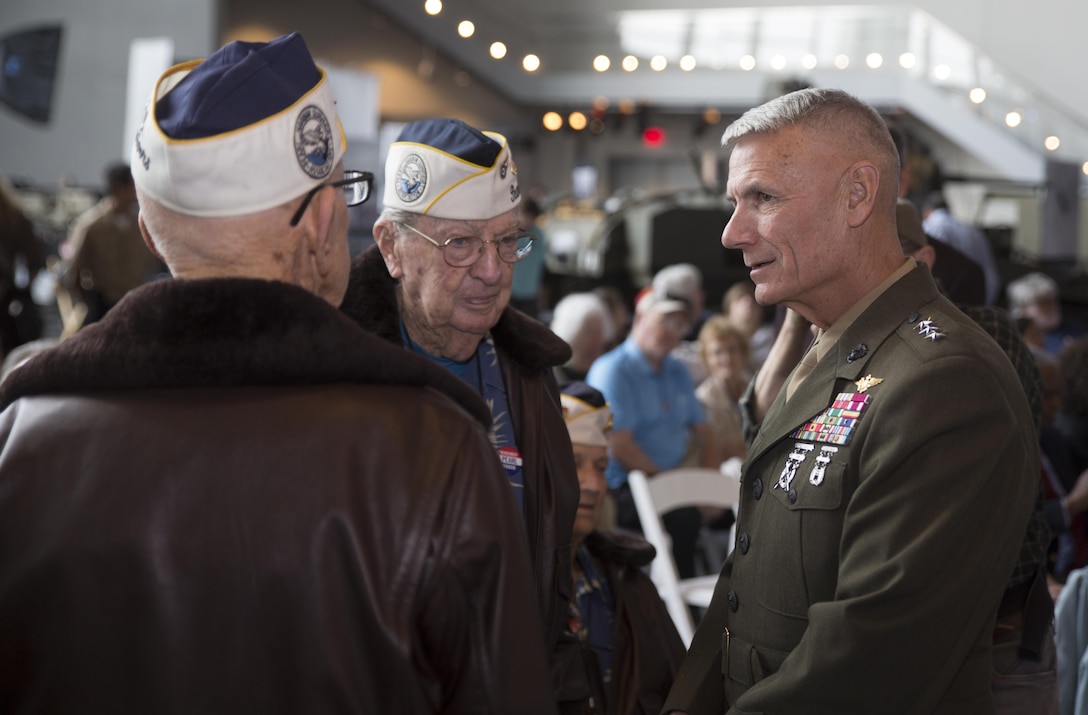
[550,292,616,346]
[1007,272,1059,314]
[722,88,898,178]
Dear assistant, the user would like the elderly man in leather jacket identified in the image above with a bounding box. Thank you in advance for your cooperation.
[340,117,582,710]
[0,33,554,714]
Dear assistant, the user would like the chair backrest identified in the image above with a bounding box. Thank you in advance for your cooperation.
[626,463,742,646]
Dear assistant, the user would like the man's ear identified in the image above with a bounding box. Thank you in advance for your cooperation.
[845,161,880,228]
[137,214,166,262]
[303,186,339,279]
[373,219,404,279]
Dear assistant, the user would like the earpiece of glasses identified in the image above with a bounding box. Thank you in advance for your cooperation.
[290,170,374,226]
[396,222,535,267]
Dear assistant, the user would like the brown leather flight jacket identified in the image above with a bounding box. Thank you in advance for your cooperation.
[0,278,557,714]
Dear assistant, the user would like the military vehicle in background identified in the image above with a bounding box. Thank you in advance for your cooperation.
[541,188,750,312]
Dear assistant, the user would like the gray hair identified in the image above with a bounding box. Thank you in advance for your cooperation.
[376,207,422,233]
[1007,272,1059,314]
[550,292,616,346]
[722,88,898,178]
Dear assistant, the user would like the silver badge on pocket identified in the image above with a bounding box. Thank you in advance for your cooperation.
[776,442,814,492]
[809,446,839,486]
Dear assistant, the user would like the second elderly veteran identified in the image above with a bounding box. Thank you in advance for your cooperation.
[664,88,1037,715]
[340,118,582,705]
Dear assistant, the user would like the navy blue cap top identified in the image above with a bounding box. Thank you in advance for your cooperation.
[156,32,322,140]
[559,380,608,409]
[396,118,502,168]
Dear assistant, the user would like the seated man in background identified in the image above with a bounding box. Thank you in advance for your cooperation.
[0,33,554,714]
[561,381,685,714]
[587,289,719,579]
[652,263,712,384]
[1008,272,1088,357]
[550,290,616,384]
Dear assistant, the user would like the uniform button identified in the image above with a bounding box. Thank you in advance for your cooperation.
[752,478,763,499]
[727,590,739,612]
[788,488,798,505]
[738,532,750,554]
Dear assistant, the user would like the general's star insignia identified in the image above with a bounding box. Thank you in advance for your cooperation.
[916,316,945,342]
[854,374,884,393]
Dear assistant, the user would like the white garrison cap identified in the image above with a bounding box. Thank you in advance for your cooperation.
[383,118,521,220]
[132,32,347,217]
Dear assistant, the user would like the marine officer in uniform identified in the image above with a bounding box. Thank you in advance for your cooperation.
[663,88,1038,714]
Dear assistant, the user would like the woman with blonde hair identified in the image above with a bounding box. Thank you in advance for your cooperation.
[695,315,750,462]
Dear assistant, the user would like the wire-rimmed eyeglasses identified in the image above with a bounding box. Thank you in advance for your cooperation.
[289,170,373,227]
[395,221,535,267]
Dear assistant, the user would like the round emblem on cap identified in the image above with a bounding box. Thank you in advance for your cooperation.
[294,106,334,179]
[395,153,428,204]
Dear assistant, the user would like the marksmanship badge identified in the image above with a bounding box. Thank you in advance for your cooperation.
[809,446,839,485]
[776,442,815,491]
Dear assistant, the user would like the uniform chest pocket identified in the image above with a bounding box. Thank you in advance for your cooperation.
[763,444,849,607]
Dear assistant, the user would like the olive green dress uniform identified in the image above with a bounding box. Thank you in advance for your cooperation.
[663,265,1038,715]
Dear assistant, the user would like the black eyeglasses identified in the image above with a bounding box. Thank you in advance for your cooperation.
[395,221,535,267]
[289,170,373,227]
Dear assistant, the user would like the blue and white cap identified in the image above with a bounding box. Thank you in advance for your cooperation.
[131,32,347,217]
[384,118,520,220]
[560,381,613,449]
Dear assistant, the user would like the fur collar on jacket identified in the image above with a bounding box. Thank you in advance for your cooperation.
[0,277,491,425]
[584,529,657,570]
[341,246,572,370]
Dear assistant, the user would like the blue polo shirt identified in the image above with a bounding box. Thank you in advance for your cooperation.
[586,336,705,489]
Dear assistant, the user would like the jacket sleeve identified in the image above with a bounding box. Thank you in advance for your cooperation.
[415,424,558,715]
[730,353,1037,714]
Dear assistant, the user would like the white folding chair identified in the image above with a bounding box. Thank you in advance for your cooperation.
[626,461,742,647]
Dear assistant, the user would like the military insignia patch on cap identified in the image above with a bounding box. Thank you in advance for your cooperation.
[395,153,428,204]
[294,106,334,179]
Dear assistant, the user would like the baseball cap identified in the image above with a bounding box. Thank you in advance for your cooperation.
[383,117,521,220]
[652,263,702,306]
[635,288,693,317]
[132,32,347,218]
